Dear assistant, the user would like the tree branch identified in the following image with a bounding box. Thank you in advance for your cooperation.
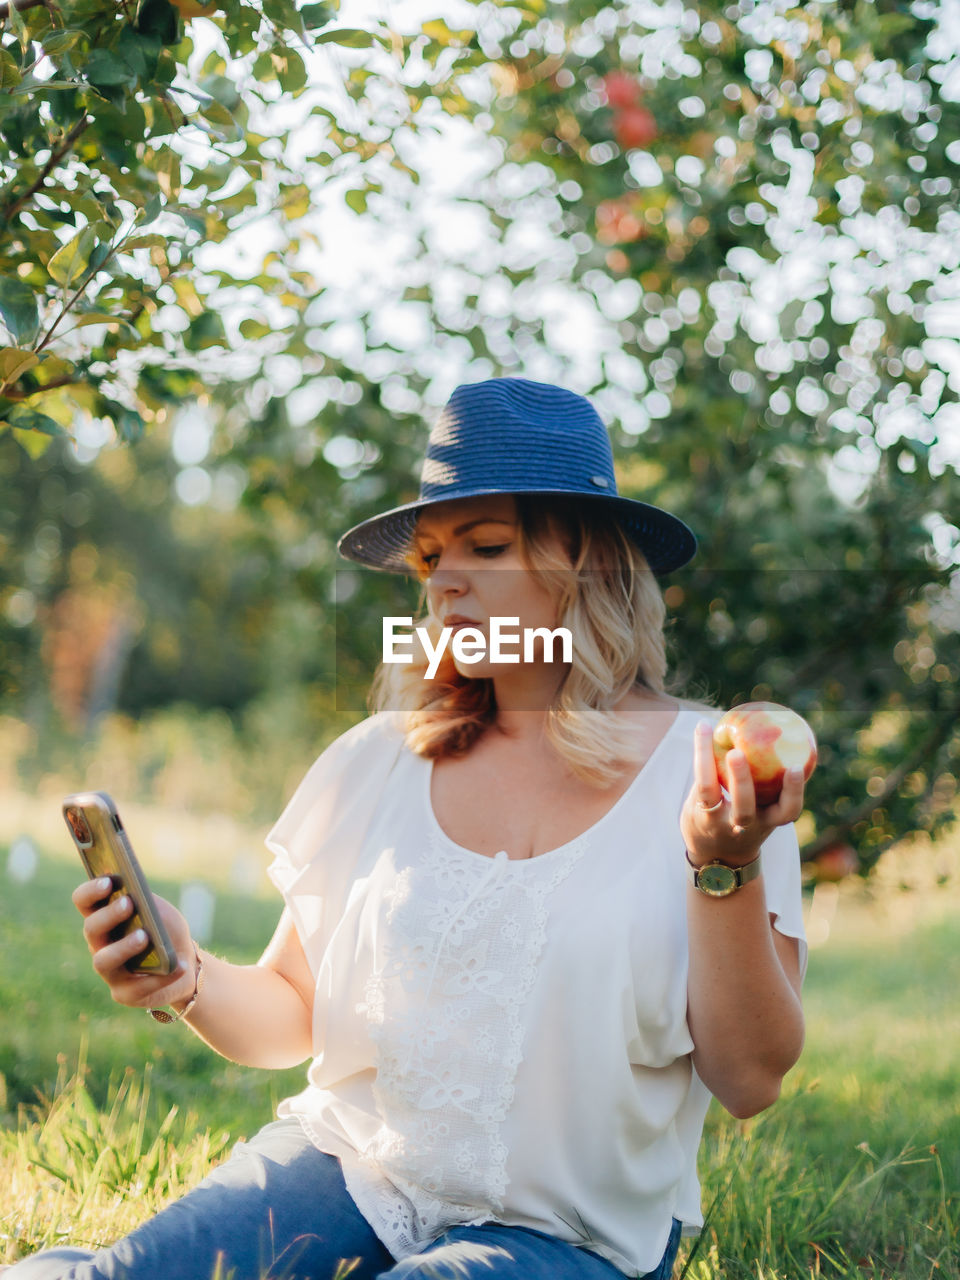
[3,374,79,400]
[1,113,89,226]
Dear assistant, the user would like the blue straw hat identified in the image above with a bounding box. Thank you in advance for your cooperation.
[337,378,697,575]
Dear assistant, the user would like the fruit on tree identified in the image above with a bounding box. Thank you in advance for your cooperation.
[712,701,818,807]
[603,71,642,108]
[596,197,647,244]
[612,105,657,151]
[812,842,859,882]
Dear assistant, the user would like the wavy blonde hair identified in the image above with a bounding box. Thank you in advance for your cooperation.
[368,495,707,785]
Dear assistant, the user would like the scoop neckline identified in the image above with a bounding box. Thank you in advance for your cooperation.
[424,701,686,865]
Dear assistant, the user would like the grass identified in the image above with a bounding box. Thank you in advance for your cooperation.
[684,859,960,1280]
[0,850,306,1132]
[2,836,958,1278]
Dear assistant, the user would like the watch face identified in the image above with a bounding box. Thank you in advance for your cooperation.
[695,862,738,897]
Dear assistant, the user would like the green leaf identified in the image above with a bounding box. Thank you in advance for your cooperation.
[199,73,241,111]
[0,49,21,90]
[344,187,368,214]
[201,51,227,77]
[343,185,379,214]
[135,0,180,47]
[42,30,83,58]
[42,205,78,228]
[184,311,227,350]
[300,3,332,28]
[6,0,27,43]
[314,27,376,47]
[121,234,167,251]
[0,278,41,346]
[0,348,39,388]
[199,99,241,136]
[9,409,66,436]
[178,210,208,237]
[275,48,307,94]
[9,79,80,96]
[32,354,74,386]
[48,226,98,287]
[99,399,144,440]
[84,49,138,90]
[50,87,81,127]
[253,51,275,82]
[155,148,182,199]
[422,20,474,45]
[239,318,271,339]
[263,0,301,27]
[118,27,163,82]
[280,183,310,219]
[140,193,163,226]
[12,427,57,457]
[88,242,113,273]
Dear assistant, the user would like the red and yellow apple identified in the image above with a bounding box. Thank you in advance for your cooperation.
[712,701,817,807]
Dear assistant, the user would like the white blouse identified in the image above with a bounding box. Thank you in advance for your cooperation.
[265,705,807,1278]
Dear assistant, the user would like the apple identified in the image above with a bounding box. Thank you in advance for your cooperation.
[612,105,657,151]
[811,842,859,882]
[712,701,817,807]
[603,71,642,109]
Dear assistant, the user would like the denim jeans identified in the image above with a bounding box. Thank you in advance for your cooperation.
[8,1116,683,1280]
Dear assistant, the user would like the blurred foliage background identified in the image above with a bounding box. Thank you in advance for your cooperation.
[2,0,960,881]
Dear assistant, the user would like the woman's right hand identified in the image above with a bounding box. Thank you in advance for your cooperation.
[72,878,199,1011]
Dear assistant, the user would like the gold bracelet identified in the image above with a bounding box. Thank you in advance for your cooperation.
[150,943,204,1024]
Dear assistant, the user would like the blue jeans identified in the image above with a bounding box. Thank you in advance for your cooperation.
[8,1116,682,1280]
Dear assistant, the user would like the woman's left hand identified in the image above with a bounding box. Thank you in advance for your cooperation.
[680,719,805,866]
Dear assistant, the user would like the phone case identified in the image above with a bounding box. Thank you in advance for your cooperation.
[62,791,179,976]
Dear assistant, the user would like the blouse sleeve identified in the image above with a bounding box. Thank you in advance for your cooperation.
[759,819,808,983]
[264,710,407,978]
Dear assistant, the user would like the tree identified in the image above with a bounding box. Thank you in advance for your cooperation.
[4,0,959,878]
[468,0,960,871]
[0,0,527,749]
[0,0,501,446]
[228,0,960,874]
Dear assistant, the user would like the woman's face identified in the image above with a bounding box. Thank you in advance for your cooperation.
[413,494,570,680]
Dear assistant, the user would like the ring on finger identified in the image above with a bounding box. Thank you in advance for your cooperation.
[697,797,723,813]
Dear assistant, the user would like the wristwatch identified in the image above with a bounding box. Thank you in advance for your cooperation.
[686,849,762,898]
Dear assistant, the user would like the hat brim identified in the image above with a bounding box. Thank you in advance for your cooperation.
[337,489,697,577]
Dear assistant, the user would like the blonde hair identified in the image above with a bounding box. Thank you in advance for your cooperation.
[368,495,705,785]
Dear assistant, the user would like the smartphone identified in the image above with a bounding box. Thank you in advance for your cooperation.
[62,791,178,976]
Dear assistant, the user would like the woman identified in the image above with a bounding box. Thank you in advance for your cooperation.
[13,378,806,1280]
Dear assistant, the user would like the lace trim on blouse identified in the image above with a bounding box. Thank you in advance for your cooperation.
[349,826,590,1257]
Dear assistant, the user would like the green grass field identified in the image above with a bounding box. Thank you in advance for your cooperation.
[1,842,957,1278]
